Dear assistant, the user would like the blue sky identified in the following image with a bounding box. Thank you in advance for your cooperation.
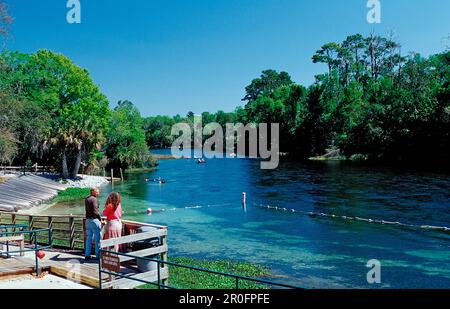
[5,0,450,117]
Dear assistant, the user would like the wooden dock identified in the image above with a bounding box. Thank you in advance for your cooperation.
[1,212,169,289]
[0,247,103,287]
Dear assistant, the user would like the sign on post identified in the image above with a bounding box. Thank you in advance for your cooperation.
[101,252,121,273]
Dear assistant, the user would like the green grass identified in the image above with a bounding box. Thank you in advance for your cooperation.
[53,188,90,203]
[138,257,271,289]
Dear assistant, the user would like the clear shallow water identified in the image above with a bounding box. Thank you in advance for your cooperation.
[44,150,450,288]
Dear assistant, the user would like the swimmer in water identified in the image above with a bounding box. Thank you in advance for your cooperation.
[146,208,165,214]
[145,177,166,183]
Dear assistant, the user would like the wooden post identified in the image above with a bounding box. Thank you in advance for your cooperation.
[48,217,54,245]
[69,217,75,250]
[161,233,169,288]
[29,216,34,244]
[11,214,16,233]
[120,168,124,181]
[111,169,114,182]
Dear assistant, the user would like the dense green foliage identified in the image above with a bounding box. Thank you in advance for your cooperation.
[105,100,154,169]
[0,7,154,175]
[138,256,270,289]
[0,50,154,175]
[143,35,449,163]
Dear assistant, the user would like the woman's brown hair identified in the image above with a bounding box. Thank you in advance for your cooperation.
[105,192,121,211]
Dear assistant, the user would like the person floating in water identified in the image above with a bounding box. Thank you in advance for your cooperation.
[197,158,206,164]
[146,207,165,214]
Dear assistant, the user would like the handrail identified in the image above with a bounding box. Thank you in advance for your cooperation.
[100,229,167,248]
[0,228,53,236]
[0,211,84,219]
[0,166,48,169]
[0,224,28,230]
[0,165,53,176]
[99,249,301,290]
[0,211,167,229]
[0,211,168,258]
[0,227,53,276]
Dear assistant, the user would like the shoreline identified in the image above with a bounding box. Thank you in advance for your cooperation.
[57,174,110,188]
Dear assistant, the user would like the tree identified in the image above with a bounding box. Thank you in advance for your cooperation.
[242,70,293,103]
[131,35,450,163]
[105,100,150,169]
[0,89,18,164]
[0,11,16,164]
[15,50,110,178]
[143,115,176,148]
[342,34,366,82]
[0,1,12,45]
[312,43,342,74]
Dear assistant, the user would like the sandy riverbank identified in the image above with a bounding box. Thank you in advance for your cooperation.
[58,175,110,188]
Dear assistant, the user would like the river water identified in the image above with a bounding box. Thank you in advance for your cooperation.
[42,150,450,288]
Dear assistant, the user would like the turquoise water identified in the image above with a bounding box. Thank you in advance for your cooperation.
[45,150,450,288]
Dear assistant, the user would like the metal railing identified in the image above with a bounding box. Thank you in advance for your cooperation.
[0,224,53,276]
[98,249,301,290]
[0,211,167,251]
[0,165,53,176]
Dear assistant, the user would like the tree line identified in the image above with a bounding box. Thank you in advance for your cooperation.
[0,50,153,178]
[1,0,448,172]
[145,34,449,163]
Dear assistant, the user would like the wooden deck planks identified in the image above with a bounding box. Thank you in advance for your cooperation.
[0,248,157,289]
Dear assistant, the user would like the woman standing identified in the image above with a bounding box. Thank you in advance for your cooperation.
[103,192,123,252]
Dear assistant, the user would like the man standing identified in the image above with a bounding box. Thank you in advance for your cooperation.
[85,187,102,260]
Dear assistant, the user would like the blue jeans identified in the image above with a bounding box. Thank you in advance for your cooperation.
[85,219,101,257]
